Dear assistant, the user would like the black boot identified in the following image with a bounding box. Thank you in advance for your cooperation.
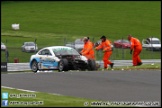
[110,63,114,68]
[137,62,142,66]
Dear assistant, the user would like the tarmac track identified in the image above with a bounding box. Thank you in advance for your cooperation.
[1,70,161,106]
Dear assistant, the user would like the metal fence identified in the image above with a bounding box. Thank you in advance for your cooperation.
[1,37,161,63]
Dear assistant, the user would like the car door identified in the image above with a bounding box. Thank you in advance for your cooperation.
[115,40,121,48]
[38,49,58,69]
[142,39,150,48]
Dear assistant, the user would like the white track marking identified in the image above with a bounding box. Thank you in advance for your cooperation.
[2,86,62,96]
[2,86,36,92]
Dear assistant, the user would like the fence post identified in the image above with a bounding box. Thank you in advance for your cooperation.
[64,37,67,45]
[122,37,124,60]
[5,49,9,62]
[34,38,37,53]
[150,36,154,59]
[5,39,9,62]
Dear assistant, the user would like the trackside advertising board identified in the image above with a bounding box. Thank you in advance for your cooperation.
[1,62,7,72]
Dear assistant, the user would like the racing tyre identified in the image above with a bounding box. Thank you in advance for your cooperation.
[31,60,38,73]
[58,59,69,72]
[88,59,97,71]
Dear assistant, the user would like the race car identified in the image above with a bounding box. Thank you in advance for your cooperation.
[29,46,97,73]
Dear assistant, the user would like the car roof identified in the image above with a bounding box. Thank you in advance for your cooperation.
[116,39,128,41]
[42,46,74,49]
[75,39,84,43]
[147,37,160,41]
[75,39,82,41]
[24,42,35,43]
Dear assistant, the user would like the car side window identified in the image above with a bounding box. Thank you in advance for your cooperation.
[45,50,52,55]
[38,49,52,55]
[38,50,42,55]
[146,39,150,44]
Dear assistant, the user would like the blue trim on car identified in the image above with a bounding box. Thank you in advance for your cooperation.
[29,57,59,69]
[29,58,40,69]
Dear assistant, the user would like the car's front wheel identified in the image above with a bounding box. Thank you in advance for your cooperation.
[58,59,69,72]
[31,60,38,73]
[88,59,97,71]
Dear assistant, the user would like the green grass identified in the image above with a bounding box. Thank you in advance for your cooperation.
[1,87,98,107]
[1,1,161,62]
[105,63,161,71]
[2,87,130,107]
[1,1,161,38]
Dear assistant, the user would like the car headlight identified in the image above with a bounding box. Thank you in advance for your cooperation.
[80,55,88,63]
[74,55,81,60]
[25,47,29,50]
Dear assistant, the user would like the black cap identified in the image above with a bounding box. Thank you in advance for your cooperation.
[100,35,106,39]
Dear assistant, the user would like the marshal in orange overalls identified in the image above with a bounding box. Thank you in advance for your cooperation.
[81,40,95,60]
[128,35,142,66]
[95,39,113,69]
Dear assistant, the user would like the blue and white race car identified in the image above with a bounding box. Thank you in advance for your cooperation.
[29,46,97,73]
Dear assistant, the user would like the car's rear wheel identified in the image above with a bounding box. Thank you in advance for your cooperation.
[58,59,69,72]
[31,60,38,73]
[88,59,97,71]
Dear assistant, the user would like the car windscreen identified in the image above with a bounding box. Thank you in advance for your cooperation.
[150,40,160,44]
[25,42,35,46]
[75,39,84,44]
[52,48,80,56]
[123,40,129,43]
[118,40,129,43]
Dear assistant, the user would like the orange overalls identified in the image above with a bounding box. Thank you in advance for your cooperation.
[95,39,112,68]
[81,40,95,60]
[130,37,142,66]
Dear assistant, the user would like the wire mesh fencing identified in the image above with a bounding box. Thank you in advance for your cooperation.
[1,37,161,63]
